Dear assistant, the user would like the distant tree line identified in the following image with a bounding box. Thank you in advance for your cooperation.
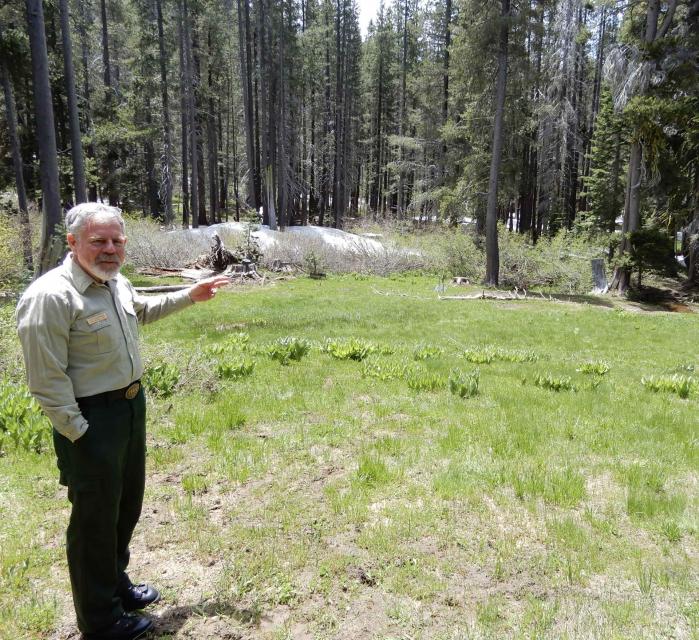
[0,0,697,290]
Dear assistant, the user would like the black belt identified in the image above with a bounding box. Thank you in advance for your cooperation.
[77,381,141,405]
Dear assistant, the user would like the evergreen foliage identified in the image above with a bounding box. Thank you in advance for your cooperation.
[0,0,696,287]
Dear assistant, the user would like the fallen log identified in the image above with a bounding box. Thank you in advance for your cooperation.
[440,289,527,301]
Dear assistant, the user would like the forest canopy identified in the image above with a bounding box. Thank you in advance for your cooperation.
[1,0,697,290]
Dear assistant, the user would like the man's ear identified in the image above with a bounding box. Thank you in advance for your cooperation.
[66,232,77,250]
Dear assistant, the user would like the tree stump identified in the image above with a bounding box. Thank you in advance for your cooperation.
[591,258,608,294]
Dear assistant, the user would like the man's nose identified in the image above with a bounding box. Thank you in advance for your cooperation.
[103,240,117,253]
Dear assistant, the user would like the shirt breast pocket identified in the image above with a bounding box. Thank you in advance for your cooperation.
[73,314,120,355]
[121,300,139,336]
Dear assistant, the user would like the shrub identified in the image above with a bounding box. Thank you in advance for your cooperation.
[0,379,51,454]
[217,358,255,379]
[413,344,444,360]
[361,360,411,381]
[534,374,575,392]
[497,226,600,293]
[641,374,695,399]
[406,369,446,392]
[577,361,610,376]
[496,348,539,363]
[627,226,677,286]
[304,250,326,277]
[449,369,480,398]
[323,338,375,361]
[260,231,426,276]
[125,218,212,269]
[143,362,181,398]
[437,231,483,280]
[268,337,311,365]
[462,347,496,364]
[460,346,537,364]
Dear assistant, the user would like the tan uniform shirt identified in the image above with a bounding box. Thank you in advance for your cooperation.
[16,255,193,442]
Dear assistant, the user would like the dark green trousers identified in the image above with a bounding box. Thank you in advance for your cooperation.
[53,388,146,634]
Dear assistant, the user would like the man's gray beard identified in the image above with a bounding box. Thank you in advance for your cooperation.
[92,262,122,281]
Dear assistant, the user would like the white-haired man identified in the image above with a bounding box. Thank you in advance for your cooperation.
[17,203,229,640]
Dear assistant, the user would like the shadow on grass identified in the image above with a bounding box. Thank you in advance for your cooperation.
[152,599,259,637]
[545,293,616,308]
[626,285,696,313]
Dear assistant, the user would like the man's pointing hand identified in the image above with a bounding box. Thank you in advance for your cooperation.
[189,276,232,302]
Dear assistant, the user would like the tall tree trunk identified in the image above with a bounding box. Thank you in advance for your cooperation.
[397,0,408,217]
[687,167,699,285]
[237,0,258,210]
[78,0,97,200]
[607,127,623,261]
[440,0,452,185]
[218,93,227,218]
[144,102,161,218]
[370,29,383,214]
[1,52,33,272]
[59,0,87,204]
[332,0,343,228]
[612,0,676,293]
[276,5,287,228]
[207,31,219,224]
[485,0,510,286]
[156,0,174,223]
[257,0,272,227]
[193,34,207,225]
[580,5,607,211]
[26,0,63,275]
[183,0,199,227]
[99,0,118,205]
[319,1,332,226]
[179,3,190,228]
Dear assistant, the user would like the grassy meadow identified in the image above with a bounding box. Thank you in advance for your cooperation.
[1,274,698,639]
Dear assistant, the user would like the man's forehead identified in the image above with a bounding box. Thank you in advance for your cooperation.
[83,217,126,237]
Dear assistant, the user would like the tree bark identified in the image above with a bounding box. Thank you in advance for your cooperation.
[183,0,199,227]
[26,0,64,275]
[440,0,452,185]
[78,0,98,201]
[59,0,87,204]
[333,0,344,228]
[207,30,219,224]
[179,0,190,227]
[485,0,510,286]
[685,167,699,285]
[156,0,174,223]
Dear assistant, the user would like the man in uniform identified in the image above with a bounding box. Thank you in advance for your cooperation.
[16,203,230,640]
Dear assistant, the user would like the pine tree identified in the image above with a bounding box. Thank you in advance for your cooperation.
[580,88,627,236]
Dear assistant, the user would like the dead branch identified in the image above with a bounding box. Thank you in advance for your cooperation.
[439,288,528,301]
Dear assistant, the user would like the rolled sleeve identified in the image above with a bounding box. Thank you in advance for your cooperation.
[16,291,88,442]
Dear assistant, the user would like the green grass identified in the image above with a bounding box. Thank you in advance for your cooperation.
[1,274,698,638]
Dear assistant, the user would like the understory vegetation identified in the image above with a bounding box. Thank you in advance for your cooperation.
[0,212,610,294]
[1,276,697,639]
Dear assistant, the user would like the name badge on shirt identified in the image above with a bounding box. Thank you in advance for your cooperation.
[86,311,108,325]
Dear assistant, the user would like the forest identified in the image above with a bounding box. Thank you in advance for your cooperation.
[1,0,698,291]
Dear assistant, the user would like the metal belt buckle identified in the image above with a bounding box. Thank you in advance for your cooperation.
[125,382,140,400]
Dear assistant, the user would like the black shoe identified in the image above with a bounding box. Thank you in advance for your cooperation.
[119,583,161,612]
[83,613,153,640]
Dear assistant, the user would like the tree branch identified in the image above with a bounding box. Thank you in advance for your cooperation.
[657,0,677,40]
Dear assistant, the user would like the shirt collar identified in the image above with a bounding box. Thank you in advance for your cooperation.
[64,254,115,293]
